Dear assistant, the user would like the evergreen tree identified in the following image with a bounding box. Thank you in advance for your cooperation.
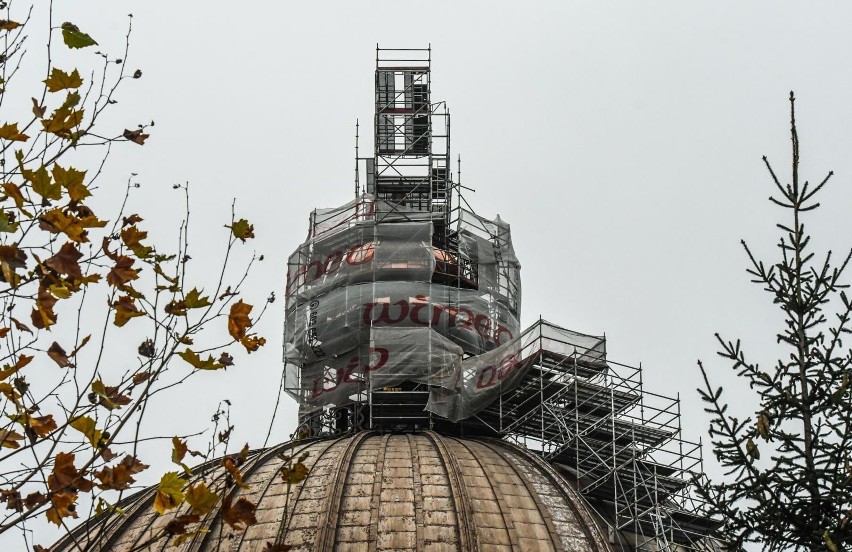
[698,92,852,551]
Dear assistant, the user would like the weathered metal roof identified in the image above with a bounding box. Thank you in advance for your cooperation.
[55,432,612,551]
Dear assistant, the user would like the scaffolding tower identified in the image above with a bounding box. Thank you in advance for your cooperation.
[286,48,722,551]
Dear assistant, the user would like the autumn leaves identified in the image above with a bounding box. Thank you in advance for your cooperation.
[0,10,275,547]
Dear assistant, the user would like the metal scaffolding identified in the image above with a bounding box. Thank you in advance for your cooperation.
[285,47,722,551]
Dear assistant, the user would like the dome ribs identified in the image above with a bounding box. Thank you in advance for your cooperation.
[443,437,522,550]
[422,431,479,551]
[404,434,425,550]
[480,437,611,552]
[228,438,339,551]
[271,438,341,546]
[55,433,619,551]
[313,431,374,552]
[475,439,568,552]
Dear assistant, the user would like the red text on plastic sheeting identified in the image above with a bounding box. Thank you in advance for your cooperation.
[286,242,375,298]
[474,352,522,390]
[362,295,513,346]
[309,347,389,399]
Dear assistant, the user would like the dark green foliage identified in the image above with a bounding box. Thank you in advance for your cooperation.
[698,92,852,552]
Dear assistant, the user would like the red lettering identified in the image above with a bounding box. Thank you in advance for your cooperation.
[409,295,430,325]
[475,364,496,389]
[474,314,492,340]
[366,347,389,372]
[362,300,410,325]
[346,243,374,265]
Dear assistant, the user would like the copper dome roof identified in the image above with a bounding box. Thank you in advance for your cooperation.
[55,432,612,551]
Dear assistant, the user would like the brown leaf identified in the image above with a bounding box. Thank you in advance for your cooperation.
[0,429,24,449]
[222,457,248,489]
[228,300,253,341]
[0,244,27,287]
[240,335,266,353]
[32,97,46,118]
[165,514,200,535]
[120,225,151,258]
[132,370,152,385]
[123,128,149,145]
[0,489,22,511]
[218,352,234,367]
[93,456,148,491]
[122,214,143,227]
[48,452,93,493]
[10,317,31,334]
[2,182,28,212]
[0,354,33,381]
[111,294,143,327]
[24,491,48,510]
[221,496,257,530]
[107,255,139,287]
[0,122,29,142]
[47,342,71,368]
[31,285,58,329]
[45,242,83,281]
[46,490,77,525]
[91,380,131,410]
[40,208,104,243]
[171,436,190,473]
[0,20,21,31]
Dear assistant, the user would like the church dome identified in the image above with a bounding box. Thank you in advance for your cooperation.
[54,432,612,551]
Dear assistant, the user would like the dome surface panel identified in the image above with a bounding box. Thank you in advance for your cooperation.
[53,432,611,552]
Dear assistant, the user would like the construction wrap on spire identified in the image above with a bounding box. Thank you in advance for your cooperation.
[283,195,532,419]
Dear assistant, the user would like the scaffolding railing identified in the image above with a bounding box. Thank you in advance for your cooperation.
[466,322,722,551]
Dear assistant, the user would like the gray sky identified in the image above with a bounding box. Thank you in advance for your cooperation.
[9,0,852,547]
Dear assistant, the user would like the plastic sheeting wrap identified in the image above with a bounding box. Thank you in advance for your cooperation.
[283,196,526,414]
[286,222,435,308]
[295,328,463,407]
[285,281,519,365]
[426,321,607,422]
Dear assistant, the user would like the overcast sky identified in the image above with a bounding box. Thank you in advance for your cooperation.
[8,0,852,547]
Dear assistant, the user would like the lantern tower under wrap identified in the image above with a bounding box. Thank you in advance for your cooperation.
[283,47,526,431]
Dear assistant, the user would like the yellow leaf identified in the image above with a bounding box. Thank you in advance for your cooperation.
[0,354,33,381]
[171,436,191,475]
[186,482,219,516]
[153,472,186,515]
[25,165,61,202]
[0,123,29,142]
[229,219,254,242]
[43,68,83,92]
[111,294,144,327]
[69,415,103,449]
[0,429,24,449]
[2,183,29,213]
[52,164,89,202]
[184,288,211,309]
[178,349,224,370]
